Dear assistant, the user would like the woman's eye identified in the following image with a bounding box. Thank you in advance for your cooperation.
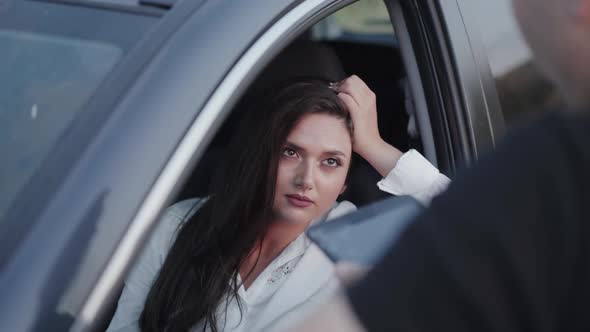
[323,158,340,167]
[283,148,297,157]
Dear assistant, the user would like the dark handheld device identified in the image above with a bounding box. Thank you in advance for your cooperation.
[307,196,423,265]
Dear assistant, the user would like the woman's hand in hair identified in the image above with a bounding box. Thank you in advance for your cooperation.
[333,75,403,177]
[332,75,379,153]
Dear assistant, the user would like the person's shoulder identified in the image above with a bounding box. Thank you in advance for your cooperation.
[476,112,589,172]
[326,200,357,220]
[165,197,207,223]
[434,111,589,220]
[505,111,589,152]
[151,197,208,249]
[549,111,590,152]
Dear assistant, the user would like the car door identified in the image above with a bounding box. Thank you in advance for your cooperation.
[455,0,565,126]
[0,1,199,331]
[0,0,357,331]
[389,0,507,174]
[0,0,515,331]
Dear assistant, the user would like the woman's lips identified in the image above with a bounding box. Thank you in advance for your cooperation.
[286,194,314,208]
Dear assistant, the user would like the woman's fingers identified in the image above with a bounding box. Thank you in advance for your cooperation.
[333,75,382,155]
[334,75,376,122]
[337,91,359,112]
[336,75,375,108]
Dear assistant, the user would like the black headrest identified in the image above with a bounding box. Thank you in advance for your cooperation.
[247,39,347,96]
[177,40,346,200]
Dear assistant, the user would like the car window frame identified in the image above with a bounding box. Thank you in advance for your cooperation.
[80,0,486,326]
[71,0,357,330]
[0,0,210,330]
[389,0,507,174]
[0,0,508,329]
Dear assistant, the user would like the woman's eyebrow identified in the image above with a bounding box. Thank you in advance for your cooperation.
[324,150,347,158]
[285,141,348,158]
[284,142,305,152]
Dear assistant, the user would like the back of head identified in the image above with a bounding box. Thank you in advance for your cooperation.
[512,0,590,110]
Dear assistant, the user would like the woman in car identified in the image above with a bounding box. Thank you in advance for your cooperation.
[107,75,449,332]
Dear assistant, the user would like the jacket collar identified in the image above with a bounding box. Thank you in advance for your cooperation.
[250,242,339,331]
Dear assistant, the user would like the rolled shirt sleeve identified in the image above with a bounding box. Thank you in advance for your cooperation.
[377,149,450,205]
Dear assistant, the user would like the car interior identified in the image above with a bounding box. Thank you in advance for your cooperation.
[101,2,424,330]
[175,21,417,207]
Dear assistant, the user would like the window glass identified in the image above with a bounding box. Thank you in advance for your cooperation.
[0,31,122,219]
[457,0,565,125]
[0,1,155,221]
[312,0,395,46]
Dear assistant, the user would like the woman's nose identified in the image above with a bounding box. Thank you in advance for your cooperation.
[293,161,314,190]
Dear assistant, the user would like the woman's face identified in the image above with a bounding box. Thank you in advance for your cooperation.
[272,113,352,225]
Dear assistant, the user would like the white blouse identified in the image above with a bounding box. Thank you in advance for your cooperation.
[107,149,450,332]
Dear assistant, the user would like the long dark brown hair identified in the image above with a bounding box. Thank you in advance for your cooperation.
[139,78,352,332]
